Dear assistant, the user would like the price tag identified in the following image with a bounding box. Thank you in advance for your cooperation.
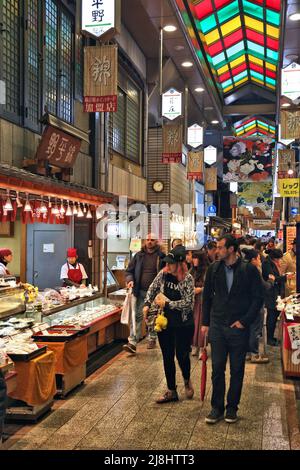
[286,313,295,321]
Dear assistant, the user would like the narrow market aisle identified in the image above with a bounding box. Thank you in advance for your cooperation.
[3,342,300,451]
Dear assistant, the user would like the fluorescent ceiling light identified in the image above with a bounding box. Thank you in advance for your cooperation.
[211,120,219,124]
[289,13,300,21]
[163,25,177,32]
[195,87,204,92]
[181,61,193,67]
[282,103,291,107]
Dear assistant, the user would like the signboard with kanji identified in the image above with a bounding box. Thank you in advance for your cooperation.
[278,178,300,198]
[205,167,217,191]
[35,126,81,168]
[84,45,118,113]
[187,124,203,148]
[278,149,296,173]
[281,110,300,140]
[281,62,300,102]
[82,0,117,39]
[204,145,217,165]
[187,151,204,180]
[286,226,296,251]
[162,124,183,163]
[162,88,182,121]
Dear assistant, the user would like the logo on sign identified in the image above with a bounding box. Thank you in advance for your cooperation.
[208,205,217,216]
[162,88,182,121]
[291,207,298,215]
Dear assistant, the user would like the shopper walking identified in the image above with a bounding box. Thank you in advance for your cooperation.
[281,238,297,296]
[124,233,165,353]
[262,249,292,346]
[143,246,195,403]
[202,235,264,424]
[205,241,217,264]
[190,251,209,358]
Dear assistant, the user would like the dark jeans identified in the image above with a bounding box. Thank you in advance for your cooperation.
[157,325,194,391]
[249,309,264,355]
[209,325,249,413]
[266,308,280,341]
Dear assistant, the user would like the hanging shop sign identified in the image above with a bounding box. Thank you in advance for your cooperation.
[237,182,273,219]
[281,62,300,102]
[286,226,297,251]
[162,124,183,163]
[280,110,300,140]
[187,124,203,148]
[81,0,120,39]
[204,145,217,165]
[291,207,298,216]
[205,167,217,191]
[278,178,300,198]
[84,45,118,112]
[207,205,217,217]
[223,137,273,183]
[162,88,182,121]
[35,126,81,169]
[278,149,296,173]
[251,219,276,230]
[187,151,204,181]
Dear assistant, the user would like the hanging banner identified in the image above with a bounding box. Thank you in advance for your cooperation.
[162,88,182,121]
[223,137,273,182]
[187,151,204,180]
[84,45,118,113]
[278,149,296,173]
[204,145,217,165]
[280,110,300,140]
[35,126,82,168]
[278,178,300,198]
[162,124,182,163]
[205,167,217,191]
[281,62,300,102]
[286,226,297,251]
[237,182,273,219]
[81,0,120,39]
[187,124,203,148]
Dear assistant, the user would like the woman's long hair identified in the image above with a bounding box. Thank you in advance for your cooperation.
[163,261,188,282]
[190,251,209,283]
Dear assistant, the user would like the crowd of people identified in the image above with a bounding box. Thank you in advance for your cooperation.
[122,232,297,424]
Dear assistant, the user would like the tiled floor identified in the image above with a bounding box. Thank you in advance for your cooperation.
[2,340,300,450]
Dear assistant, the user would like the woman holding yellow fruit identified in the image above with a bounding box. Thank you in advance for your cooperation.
[143,245,195,404]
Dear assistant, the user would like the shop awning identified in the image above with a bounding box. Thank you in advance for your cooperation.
[0,163,113,206]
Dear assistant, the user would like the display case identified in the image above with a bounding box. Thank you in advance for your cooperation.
[0,287,25,320]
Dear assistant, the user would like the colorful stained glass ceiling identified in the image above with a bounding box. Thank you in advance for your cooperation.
[176,0,282,96]
[234,116,276,137]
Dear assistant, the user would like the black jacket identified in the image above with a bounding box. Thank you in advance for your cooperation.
[125,248,165,297]
[202,258,264,329]
[262,257,286,310]
[0,370,7,423]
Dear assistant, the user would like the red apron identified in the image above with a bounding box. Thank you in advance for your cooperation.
[67,262,83,284]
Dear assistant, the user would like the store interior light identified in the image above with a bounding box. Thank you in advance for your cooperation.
[16,191,23,208]
[289,13,300,21]
[77,204,84,218]
[181,61,193,67]
[4,191,13,211]
[86,207,92,219]
[163,25,177,32]
[24,194,32,212]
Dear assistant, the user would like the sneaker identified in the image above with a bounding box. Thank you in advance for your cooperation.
[225,408,238,423]
[156,390,179,404]
[147,340,156,349]
[191,346,199,356]
[205,408,224,424]
[184,379,194,399]
[250,354,269,364]
[123,343,136,354]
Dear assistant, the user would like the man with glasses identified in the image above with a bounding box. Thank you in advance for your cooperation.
[124,233,165,353]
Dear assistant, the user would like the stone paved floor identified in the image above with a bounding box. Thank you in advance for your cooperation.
[2,340,300,450]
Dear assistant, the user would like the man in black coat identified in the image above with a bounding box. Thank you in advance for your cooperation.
[0,370,7,444]
[202,235,264,424]
[124,233,165,353]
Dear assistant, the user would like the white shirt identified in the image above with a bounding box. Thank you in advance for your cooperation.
[0,263,9,277]
[60,262,88,280]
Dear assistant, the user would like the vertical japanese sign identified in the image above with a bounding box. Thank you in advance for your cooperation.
[81,0,117,39]
[286,226,296,251]
[281,62,300,102]
[84,45,118,112]
[278,149,296,175]
[187,124,203,148]
[162,88,182,121]
[280,110,300,140]
[205,167,217,191]
[187,151,204,180]
[35,126,81,168]
[162,124,183,163]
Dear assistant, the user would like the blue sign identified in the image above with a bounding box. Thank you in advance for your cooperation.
[208,205,217,216]
[291,207,298,216]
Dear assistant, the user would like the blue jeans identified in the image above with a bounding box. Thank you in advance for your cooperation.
[128,291,157,346]
[248,309,264,355]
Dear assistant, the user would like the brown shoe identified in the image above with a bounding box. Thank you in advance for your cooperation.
[147,340,156,349]
[184,379,194,399]
[250,354,269,364]
[156,390,179,404]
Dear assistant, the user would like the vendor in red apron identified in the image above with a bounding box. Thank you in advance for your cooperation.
[60,248,88,288]
[0,248,13,277]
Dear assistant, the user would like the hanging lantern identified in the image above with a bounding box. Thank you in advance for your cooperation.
[66,200,72,217]
[24,194,32,212]
[3,191,13,211]
[77,204,84,218]
[40,197,48,214]
[72,202,78,216]
[16,192,23,208]
[86,206,92,219]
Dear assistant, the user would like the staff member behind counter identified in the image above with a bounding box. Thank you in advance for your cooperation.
[0,248,13,277]
[60,248,88,288]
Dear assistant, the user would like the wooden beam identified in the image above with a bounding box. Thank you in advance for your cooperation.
[223,103,276,116]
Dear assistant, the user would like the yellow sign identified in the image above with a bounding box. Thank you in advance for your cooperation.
[278,178,300,198]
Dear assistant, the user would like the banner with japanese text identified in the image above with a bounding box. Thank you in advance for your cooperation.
[280,110,300,140]
[278,178,300,198]
[84,45,118,112]
[237,182,273,219]
[187,151,204,180]
[162,124,182,163]
[278,149,296,174]
[286,226,296,251]
[35,126,81,168]
[223,137,273,182]
[205,167,217,191]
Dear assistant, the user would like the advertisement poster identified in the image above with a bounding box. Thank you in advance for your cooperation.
[237,182,273,219]
[223,138,273,183]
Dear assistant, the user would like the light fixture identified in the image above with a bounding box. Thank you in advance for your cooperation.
[205,106,214,110]
[51,200,59,215]
[195,87,204,92]
[86,207,92,219]
[16,192,23,208]
[211,120,219,124]
[4,191,13,211]
[40,197,48,214]
[174,45,184,51]
[181,61,193,67]
[77,204,84,218]
[48,196,52,209]
[83,204,87,214]
[282,102,291,107]
[72,203,78,216]
[24,194,32,212]
[289,12,300,21]
[163,25,177,32]
[59,201,65,215]
[66,201,72,217]
[288,168,294,175]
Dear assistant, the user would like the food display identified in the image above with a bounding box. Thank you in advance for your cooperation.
[0,318,35,337]
[0,331,47,361]
[46,304,118,328]
[277,294,300,319]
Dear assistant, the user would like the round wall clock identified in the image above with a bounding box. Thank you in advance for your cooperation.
[152,181,164,193]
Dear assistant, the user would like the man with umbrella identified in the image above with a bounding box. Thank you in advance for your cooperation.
[202,235,263,424]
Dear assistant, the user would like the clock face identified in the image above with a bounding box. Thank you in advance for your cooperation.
[152,181,164,193]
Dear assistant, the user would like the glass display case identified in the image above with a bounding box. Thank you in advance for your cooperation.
[0,287,26,320]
